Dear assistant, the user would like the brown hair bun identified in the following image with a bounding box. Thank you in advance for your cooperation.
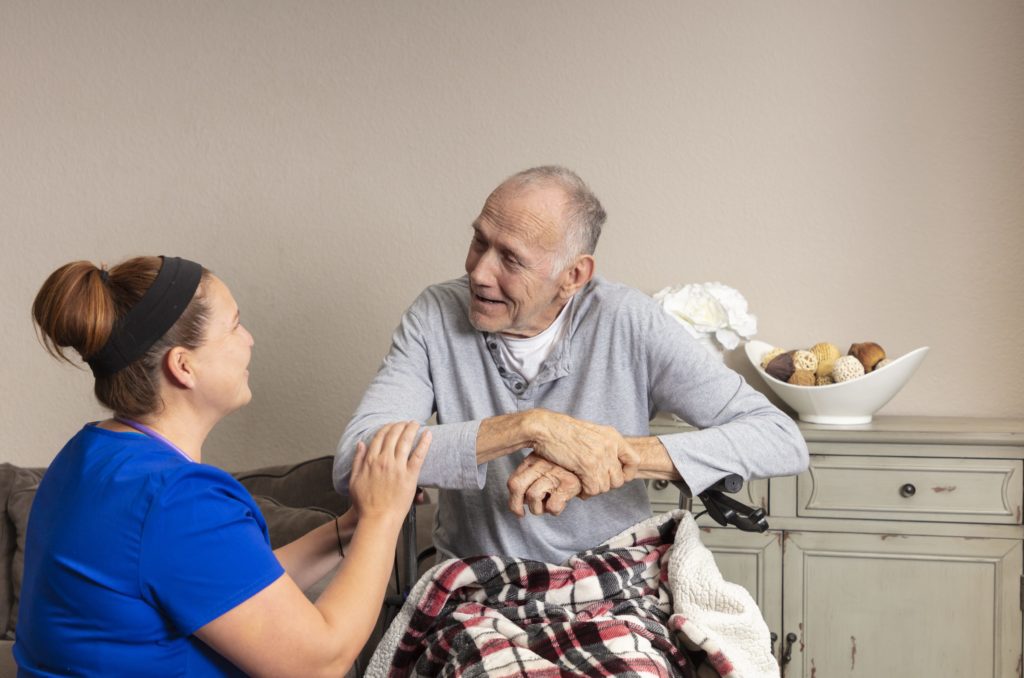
[32,256,210,417]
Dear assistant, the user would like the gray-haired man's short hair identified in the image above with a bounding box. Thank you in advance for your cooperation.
[497,166,607,271]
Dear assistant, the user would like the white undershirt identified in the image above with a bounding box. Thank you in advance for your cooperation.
[497,301,573,383]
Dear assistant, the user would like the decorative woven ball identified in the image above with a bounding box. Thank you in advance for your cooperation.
[792,350,819,373]
[788,369,816,386]
[810,342,841,377]
[832,355,865,383]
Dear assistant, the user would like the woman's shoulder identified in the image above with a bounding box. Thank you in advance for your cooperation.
[151,462,254,508]
[46,424,184,486]
[55,426,251,507]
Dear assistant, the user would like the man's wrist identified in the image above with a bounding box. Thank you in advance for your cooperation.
[630,436,680,480]
[477,411,538,464]
[518,408,546,447]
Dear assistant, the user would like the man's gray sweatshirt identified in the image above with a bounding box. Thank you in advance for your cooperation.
[335,276,808,564]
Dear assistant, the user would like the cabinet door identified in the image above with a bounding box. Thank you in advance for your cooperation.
[781,531,1022,678]
[698,527,783,648]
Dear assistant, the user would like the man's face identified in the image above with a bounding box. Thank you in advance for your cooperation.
[464,184,573,338]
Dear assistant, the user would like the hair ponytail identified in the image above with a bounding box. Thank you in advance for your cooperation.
[32,256,210,418]
[32,262,117,364]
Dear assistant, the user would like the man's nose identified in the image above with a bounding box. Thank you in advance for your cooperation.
[467,249,497,286]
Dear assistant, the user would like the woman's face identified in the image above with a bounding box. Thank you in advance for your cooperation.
[188,276,254,418]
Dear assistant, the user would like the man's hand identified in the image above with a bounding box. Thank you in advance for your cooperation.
[526,410,639,496]
[507,456,587,517]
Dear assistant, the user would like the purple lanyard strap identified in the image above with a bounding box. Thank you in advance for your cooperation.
[115,418,195,463]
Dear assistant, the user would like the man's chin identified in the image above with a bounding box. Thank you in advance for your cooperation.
[468,311,507,334]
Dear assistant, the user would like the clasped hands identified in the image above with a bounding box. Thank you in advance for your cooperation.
[507,411,639,517]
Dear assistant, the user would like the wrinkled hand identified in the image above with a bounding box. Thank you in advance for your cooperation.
[349,421,431,522]
[507,456,589,517]
[527,410,639,496]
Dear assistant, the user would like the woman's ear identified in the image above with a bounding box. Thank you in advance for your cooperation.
[164,347,197,390]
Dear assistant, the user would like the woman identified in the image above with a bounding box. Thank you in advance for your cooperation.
[15,255,429,677]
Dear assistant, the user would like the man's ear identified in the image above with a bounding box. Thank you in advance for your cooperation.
[164,347,197,390]
[560,254,595,299]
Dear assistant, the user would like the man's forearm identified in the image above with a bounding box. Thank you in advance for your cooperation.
[476,411,536,464]
[629,436,681,481]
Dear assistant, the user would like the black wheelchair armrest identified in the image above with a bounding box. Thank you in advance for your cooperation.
[698,489,769,533]
[675,474,770,533]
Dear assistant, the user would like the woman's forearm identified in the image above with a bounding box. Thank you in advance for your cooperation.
[312,512,406,665]
[196,510,405,677]
[274,509,358,591]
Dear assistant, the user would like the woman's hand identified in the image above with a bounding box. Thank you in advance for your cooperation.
[349,421,430,523]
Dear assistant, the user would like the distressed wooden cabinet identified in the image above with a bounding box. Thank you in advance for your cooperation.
[648,416,1024,677]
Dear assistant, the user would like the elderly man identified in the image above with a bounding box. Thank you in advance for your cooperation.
[334,166,808,564]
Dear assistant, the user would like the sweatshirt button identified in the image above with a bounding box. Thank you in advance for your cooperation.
[488,342,497,350]
[498,367,507,375]
[513,382,524,392]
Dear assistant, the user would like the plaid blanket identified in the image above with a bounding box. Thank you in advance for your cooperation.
[366,510,778,678]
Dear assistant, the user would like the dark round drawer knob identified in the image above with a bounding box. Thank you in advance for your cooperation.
[899,483,916,498]
[653,480,670,491]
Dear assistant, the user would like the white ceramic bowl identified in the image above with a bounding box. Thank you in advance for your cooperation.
[744,340,929,425]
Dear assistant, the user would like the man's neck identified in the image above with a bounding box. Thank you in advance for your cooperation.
[500,297,573,341]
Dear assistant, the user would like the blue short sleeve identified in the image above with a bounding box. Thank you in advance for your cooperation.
[138,465,285,635]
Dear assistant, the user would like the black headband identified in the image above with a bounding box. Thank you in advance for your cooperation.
[87,256,204,377]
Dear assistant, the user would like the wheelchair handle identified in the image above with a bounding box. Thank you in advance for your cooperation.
[710,474,743,494]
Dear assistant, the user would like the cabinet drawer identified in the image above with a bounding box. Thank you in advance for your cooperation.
[798,455,1023,524]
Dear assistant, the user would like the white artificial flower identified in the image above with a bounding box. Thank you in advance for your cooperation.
[653,282,757,354]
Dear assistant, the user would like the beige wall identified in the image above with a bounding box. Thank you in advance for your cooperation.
[2,1,1022,470]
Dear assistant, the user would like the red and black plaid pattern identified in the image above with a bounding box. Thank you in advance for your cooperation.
[383,517,702,677]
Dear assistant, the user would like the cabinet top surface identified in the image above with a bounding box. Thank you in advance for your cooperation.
[797,416,1024,445]
[651,413,1024,446]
